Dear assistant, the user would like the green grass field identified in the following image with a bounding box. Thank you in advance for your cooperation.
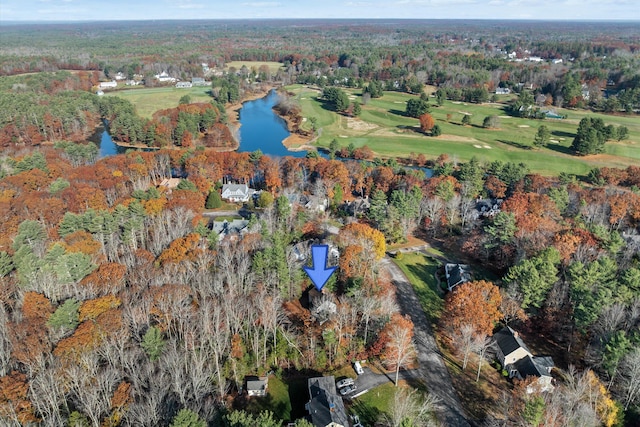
[287,85,640,176]
[225,61,284,74]
[105,86,213,118]
[393,253,444,324]
[245,376,292,421]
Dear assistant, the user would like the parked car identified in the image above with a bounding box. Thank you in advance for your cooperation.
[339,384,357,396]
[353,361,364,375]
[336,378,355,389]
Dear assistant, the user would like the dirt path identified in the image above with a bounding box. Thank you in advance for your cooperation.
[381,257,470,427]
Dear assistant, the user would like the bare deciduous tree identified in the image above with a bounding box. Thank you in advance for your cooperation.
[384,387,439,427]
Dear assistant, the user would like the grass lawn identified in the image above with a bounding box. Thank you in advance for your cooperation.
[245,376,292,421]
[350,382,398,426]
[225,61,284,74]
[105,86,213,119]
[285,85,640,176]
[392,252,444,323]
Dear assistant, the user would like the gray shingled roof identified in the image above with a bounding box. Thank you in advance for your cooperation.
[494,326,531,357]
[307,376,348,427]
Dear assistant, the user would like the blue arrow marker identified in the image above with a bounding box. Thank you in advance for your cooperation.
[304,244,337,292]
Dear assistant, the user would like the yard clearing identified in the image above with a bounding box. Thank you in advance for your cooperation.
[105,86,213,119]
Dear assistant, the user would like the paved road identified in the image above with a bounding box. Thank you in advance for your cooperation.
[381,257,471,427]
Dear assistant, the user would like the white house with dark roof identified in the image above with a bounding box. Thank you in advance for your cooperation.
[245,376,268,397]
[494,327,554,392]
[221,183,254,203]
[306,376,348,427]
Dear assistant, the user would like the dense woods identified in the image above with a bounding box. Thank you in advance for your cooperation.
[0,18,639,427]
[0,138,637,424]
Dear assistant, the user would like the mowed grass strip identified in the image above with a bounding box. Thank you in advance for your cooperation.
[392,252,443,323]
[105,86,213,119]
[286,85,640,175]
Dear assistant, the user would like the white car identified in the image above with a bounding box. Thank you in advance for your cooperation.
[339,384,357,396]
[336,378,355,389]
[353,361,364,375]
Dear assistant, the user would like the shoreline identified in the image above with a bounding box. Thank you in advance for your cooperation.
[228,84,318,154]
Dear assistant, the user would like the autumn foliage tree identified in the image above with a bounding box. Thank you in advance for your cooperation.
[443,280,502,339]
[338,222,386,288]
[418,113,435,133]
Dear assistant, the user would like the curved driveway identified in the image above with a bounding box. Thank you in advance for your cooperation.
[381,257,471,427]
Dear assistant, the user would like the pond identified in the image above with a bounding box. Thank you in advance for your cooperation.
[237,89,307,158]
[91,121,128,158]
[94,91,431,176]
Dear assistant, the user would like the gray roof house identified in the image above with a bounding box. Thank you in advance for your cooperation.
[445,263,472,291]
[221,183,253,203]
[246,376,268,397]
[494,327,554,392]
[211,219,249,241]
[308,289,337,325]
[306,376,348,427]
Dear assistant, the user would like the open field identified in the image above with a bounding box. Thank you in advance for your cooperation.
[225,61,284,74]
[286,85,640,176]
[104,86,213,118]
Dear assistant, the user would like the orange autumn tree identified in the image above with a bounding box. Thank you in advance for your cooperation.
[443,280,502,338]
[338,222,386,286]
[0,371,37,424]
[419,113,435,133]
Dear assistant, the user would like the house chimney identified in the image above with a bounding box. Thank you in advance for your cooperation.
[514,331,519,338]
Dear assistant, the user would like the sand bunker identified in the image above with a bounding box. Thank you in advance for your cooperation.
[393,101,406,104]
[518,125,530,128]
[346,117,378,131]
[473,144,483,148]
[499,115,511,119]
[550,139,559,144]
[459,111,472,115]
[483,145,492,149]
[339,135,348,138]
[451,101,462,104]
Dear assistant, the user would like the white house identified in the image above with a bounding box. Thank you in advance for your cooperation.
[176,81,193,88]
[114,72,126,81]
[245,376,268,397]
[155,71,177,83]
[99,81,117,89]
[552,59,563,64]
[221,183,254,203]
[191,77,208,86]
[495,87,511,95]
[494,327,554,392]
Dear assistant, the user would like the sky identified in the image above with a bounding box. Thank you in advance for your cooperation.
[0,0,639,22]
